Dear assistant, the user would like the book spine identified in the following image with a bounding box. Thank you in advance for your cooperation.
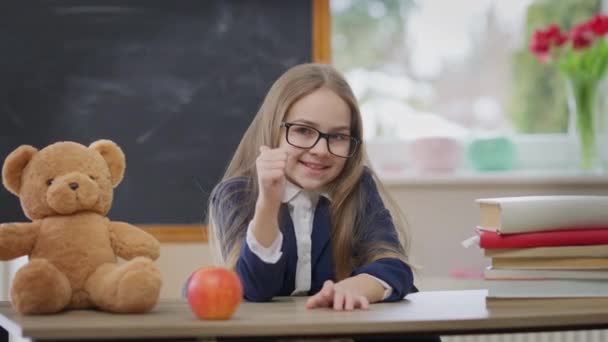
[483,197,608,234]
[478,228,608,249]
[483,244,608,258]
[491,257,608,269]
[484,267,608,280]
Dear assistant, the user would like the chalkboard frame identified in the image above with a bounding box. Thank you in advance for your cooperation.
[138,0,331,243]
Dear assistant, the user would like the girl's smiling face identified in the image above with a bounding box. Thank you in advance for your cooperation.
[280,87,352,192]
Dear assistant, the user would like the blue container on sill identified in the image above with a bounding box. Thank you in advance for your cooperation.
[467,136,516,171]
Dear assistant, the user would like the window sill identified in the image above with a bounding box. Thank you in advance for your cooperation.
[379,169,608,186]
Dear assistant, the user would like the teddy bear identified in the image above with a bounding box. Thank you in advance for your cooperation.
[0,140,162,315]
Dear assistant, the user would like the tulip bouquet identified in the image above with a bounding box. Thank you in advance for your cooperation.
[529,14,608,170]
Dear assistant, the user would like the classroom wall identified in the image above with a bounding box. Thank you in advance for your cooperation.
[2,178,607,300]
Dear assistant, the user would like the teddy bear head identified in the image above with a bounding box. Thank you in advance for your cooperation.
[2,140,125,220]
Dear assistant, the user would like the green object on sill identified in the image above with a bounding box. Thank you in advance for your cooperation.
[467,137,516,171]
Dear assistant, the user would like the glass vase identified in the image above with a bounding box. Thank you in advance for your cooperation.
[565,76,607,172]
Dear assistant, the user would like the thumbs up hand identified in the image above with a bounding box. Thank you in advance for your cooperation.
[255,146,288,211]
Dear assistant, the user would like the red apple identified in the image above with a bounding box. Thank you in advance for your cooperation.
[186,266,243,320]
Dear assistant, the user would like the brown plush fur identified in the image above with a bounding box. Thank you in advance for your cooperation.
[0,140,162,315]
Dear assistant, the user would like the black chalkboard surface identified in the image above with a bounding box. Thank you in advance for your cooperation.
[0,1,311,224]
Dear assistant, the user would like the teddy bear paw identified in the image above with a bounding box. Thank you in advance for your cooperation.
[113,258,162,313]
[11,259,72,315]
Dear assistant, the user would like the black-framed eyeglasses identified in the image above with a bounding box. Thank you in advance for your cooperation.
[280,122,359,158]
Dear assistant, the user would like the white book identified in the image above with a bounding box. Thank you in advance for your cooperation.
[476,195,608,234]
[484,267,608,280]
[487,279,608,298]
[484,244,608,258]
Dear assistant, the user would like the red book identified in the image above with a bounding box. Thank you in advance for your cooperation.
[478,228,608,249]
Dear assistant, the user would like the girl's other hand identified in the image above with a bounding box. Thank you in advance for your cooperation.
[305,280,370,311]
[256,145,288,210]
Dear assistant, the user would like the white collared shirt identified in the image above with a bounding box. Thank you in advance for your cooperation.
[246,181,392,299]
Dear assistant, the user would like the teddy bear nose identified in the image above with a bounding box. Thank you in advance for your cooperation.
[69,182,79,190]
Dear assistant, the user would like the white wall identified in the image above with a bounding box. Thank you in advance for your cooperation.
[156,243,213,298]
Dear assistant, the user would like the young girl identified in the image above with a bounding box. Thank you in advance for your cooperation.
[208,63,414,311]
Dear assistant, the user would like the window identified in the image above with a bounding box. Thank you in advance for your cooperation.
[331,0,606,174]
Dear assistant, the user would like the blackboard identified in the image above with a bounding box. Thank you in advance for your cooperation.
[0,1,312,224]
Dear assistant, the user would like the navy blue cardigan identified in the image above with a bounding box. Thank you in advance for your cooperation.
[210,170,414,302]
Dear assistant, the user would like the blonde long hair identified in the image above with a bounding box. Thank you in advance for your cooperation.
[208,63,411,280]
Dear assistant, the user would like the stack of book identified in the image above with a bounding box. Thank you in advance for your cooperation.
[465,195,608,300]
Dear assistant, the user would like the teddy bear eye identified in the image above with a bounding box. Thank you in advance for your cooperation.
[46,179,54,186]
[89,175,96,180]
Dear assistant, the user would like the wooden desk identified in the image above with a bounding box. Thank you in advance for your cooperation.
[1,290,607,341]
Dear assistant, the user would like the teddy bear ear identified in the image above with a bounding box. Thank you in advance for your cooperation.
[2,145,38,195]
[89,139,126,187]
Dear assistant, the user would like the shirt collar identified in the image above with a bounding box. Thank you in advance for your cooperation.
[281,180,331,204]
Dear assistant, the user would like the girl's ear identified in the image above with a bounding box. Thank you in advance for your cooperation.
[2,145,38,195]
[89,139,126,187]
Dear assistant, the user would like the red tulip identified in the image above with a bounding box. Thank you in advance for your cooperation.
[588,14,608,36]
[545,24,568,46]
[570,22,594,50]
[529,24,568,62]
